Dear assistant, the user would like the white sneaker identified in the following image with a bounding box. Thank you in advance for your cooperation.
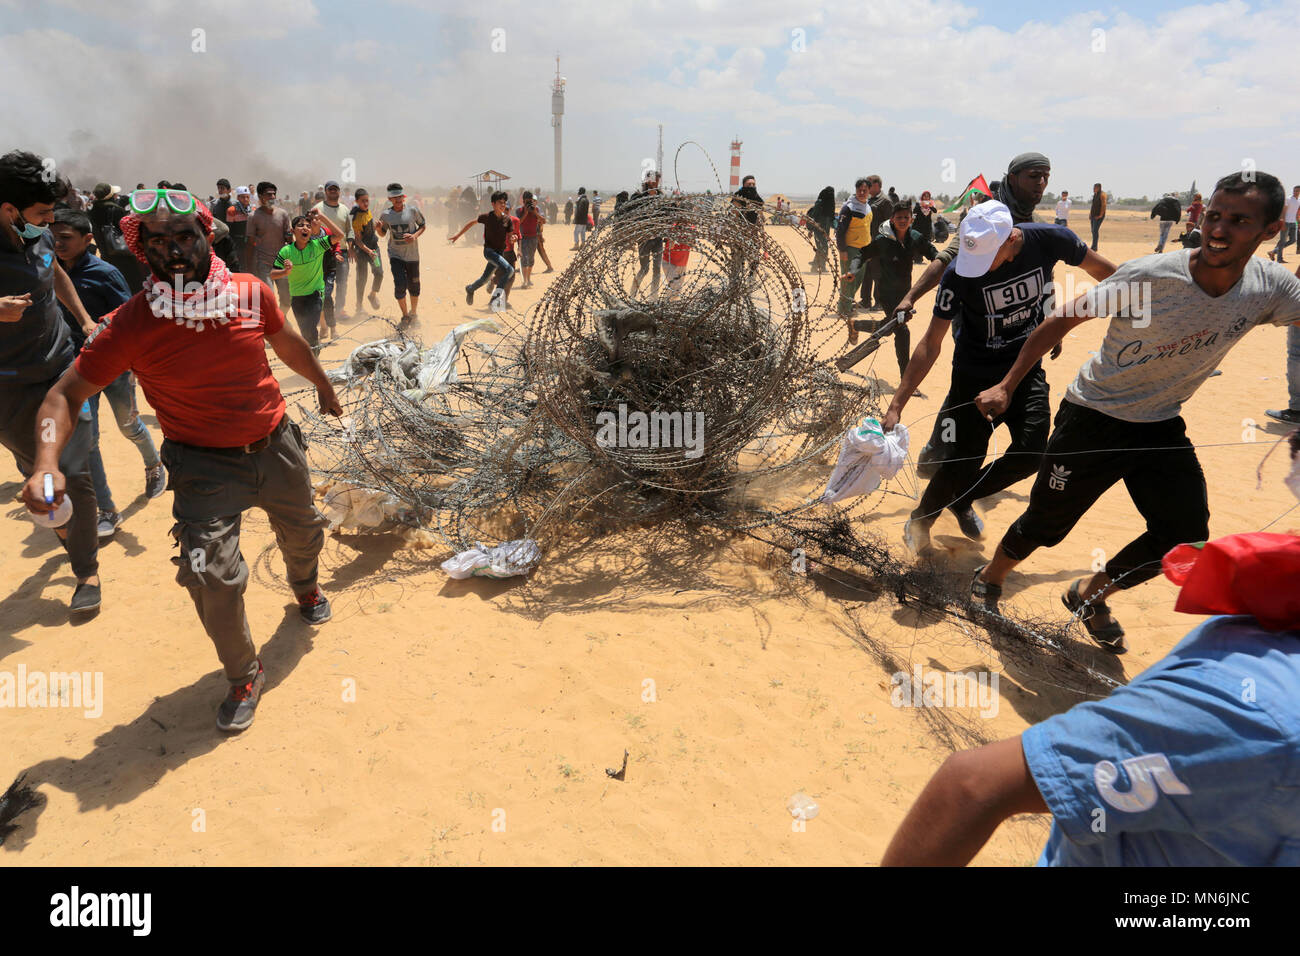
[489,289,506,313]
[903,517,932,554]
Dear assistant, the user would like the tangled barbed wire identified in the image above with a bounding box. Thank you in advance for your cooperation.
[297,190,879,549]
[287,187,1137,700]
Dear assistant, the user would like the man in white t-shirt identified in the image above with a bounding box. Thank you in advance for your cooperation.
[1269,184,1300,264]
[1053,191,1070,225]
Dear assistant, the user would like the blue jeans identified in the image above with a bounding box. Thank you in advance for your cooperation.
[1272,222,1297,259]
[323,251,349,328]
[290,291,324,349]
[89,370,160,511]
[1090,216,1103,250]
[1287,323,1300,412]
[467,248,513,291]
[1155,219,1174,252]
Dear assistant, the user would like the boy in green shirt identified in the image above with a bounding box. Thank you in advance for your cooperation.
[270,209,341,351]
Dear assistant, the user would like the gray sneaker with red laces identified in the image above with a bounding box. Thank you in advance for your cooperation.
[217,661,266,733]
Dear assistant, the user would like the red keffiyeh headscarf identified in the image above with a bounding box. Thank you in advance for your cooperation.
[1163,533,1300,631]
[119,202,242,330]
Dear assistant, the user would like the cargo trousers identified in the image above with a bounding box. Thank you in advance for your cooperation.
[161,415,326,683]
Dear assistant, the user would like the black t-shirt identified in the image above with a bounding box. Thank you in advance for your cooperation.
[477,211,512,254]
[933,223,1087,375]
[0,231,74,385]
[574,196,590,222]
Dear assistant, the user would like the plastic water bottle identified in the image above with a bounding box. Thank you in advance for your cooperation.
[787,792,819,821]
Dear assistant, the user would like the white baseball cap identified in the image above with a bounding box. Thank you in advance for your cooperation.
[955,200,1014,277]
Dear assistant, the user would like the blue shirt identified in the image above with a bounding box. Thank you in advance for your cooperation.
[59,251,132,348]
[1023,615,1300,866]
[933,223,1087,375]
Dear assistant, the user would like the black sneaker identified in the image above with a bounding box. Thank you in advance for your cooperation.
[217,661,266,733]
[1266,408,1300,425]
[465,285,475,305]
[951,506,985,540]
[70,580,101,614]
[145,463,167,499]
[96,510,122,540]
[297,587,332,625]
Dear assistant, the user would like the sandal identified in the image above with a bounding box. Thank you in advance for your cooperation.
[971,564,1002,607]
[1062,579,1127,654]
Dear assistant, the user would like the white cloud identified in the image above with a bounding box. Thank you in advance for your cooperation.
[6,0,1300,198]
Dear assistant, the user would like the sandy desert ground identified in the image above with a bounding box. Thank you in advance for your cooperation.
[1,207,1295,866]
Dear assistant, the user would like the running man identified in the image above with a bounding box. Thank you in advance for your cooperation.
[375,183,425,328]
[451,190,516,309]
[1,150,103,613]
[24,186,341,732]
[883,200,1115,553]
[972,172,1300,651]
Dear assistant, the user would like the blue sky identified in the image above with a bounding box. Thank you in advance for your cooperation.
[5,0,1298,200]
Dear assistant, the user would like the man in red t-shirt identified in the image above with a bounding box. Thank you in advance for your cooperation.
[23,190,343,733]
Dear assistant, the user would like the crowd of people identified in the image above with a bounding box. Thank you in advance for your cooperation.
[3,144,1300,865]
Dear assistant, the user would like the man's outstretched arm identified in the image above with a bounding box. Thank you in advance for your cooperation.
[881,735,1048,866]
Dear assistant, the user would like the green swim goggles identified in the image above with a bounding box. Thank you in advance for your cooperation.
[128,189,198,215]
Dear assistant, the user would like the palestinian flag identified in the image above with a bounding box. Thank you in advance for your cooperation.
[944,175,992,213]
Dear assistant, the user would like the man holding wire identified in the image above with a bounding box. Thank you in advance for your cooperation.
[882,200,1114,556]
[971,172,1300,653]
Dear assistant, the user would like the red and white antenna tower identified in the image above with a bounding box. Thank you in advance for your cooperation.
[729,137,742,190]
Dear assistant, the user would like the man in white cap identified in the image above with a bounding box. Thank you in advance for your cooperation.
[883,200,1114,555]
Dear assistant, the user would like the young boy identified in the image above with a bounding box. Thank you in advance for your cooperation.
[349,187,384,313]
[842,203,941,376]
[270,208,342,352]
[451,190,517,310]
[514,191,544,289]
[375,183,426,327]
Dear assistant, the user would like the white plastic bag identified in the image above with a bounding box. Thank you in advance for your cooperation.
[406,317,501,398]
[441,538,541,580]
[820,417,910,503]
